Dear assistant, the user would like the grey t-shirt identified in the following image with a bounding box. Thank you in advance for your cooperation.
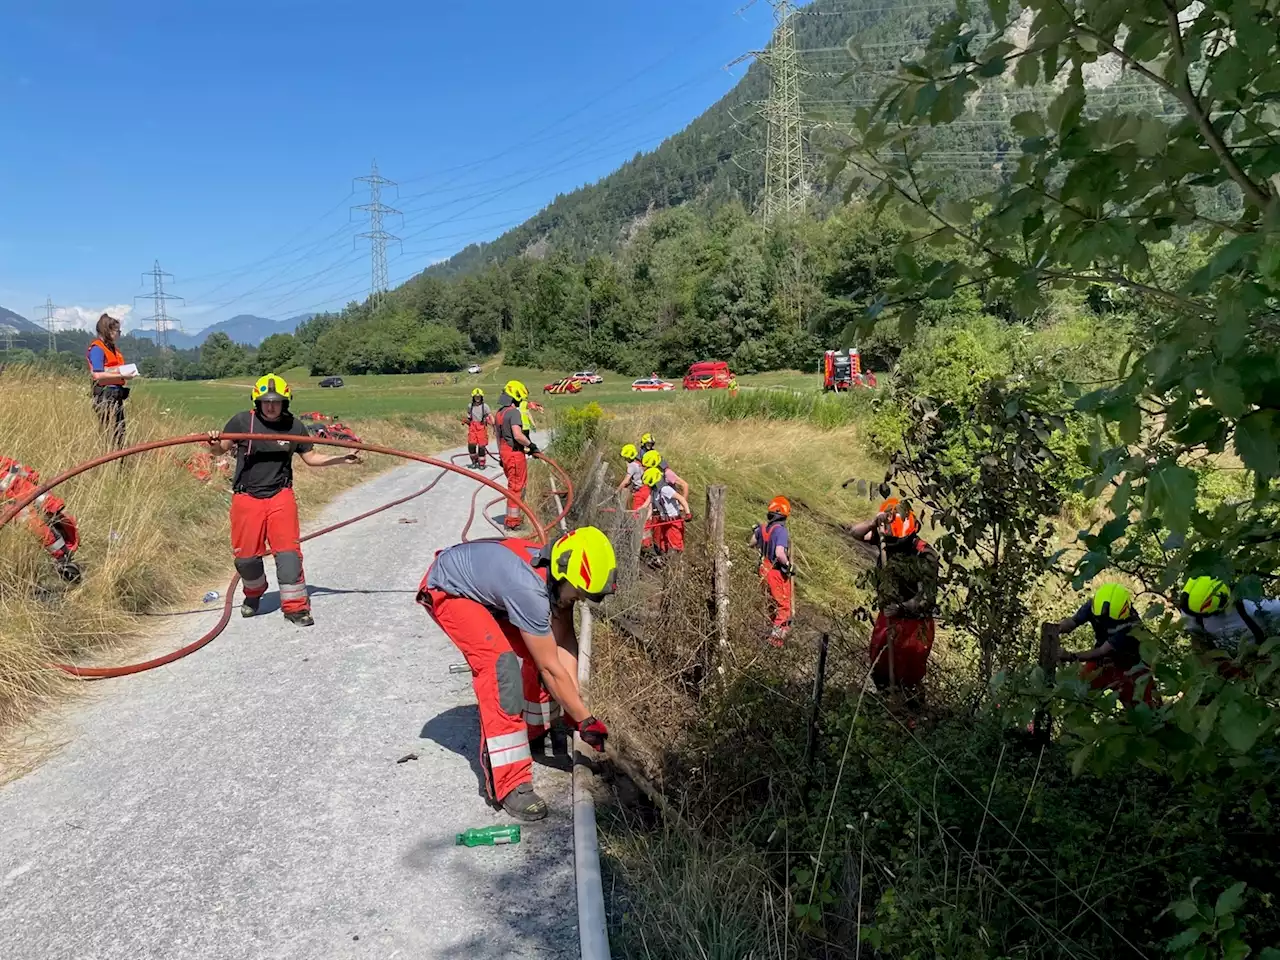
[426,540,554,635]
[466,403,491,423]
[498,405,523,447]
[1181,598,1280,653]
[625,461,644,490]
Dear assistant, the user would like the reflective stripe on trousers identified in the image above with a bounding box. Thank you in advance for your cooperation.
[524,698,560,729]
[486,730,533,768]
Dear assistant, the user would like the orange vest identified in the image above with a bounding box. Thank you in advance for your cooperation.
[87,339,127,386]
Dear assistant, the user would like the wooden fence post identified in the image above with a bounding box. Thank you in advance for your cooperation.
[705,485,729,688]
[1033,623,1058,743]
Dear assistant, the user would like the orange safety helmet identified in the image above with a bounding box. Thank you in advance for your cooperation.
[767,496,791,518]
[878,497,920,538]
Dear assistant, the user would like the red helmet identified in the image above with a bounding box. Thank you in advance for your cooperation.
[878,498,919,538]
[767,496,791,518]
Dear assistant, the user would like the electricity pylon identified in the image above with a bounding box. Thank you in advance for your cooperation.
[35,297,63,353]
[137,261,185,352]
[354,160,401,306]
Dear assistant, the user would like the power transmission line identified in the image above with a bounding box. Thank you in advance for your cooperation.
[354,160,401,305]
[34,297,64,353]
[136,261,185,353]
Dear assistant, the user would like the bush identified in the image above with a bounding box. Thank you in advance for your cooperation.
[552,401,608,459]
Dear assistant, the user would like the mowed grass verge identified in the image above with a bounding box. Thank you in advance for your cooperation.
[0,367,457,772]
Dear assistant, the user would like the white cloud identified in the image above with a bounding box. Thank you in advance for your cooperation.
[53,304,135,332]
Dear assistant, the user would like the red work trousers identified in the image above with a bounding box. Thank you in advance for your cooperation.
[498,441,527,529]
[230,488,309,614]
[630,487,652,546]
[652,516,684,553]
[419,582,558,802]
[759,561,793,629]
[1082,660,1158,708]
[870,612,935,689]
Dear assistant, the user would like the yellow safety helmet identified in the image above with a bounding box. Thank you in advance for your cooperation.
[642,466,664,487]
[640,432,655,449]
[252,373,292,403]
[641,450,662,470]
[504,380,529,403]
[549,526,618,600]
[471,388,484,398]
[1179,576,1230,616]
[620,443,638,460]
[1091,583,1133,621]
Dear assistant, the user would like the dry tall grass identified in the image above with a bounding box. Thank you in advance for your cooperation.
[0,368,456,768]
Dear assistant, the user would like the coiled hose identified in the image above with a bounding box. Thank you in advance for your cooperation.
[0,433,574,680]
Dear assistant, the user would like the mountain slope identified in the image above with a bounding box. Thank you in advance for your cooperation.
[0,307,47,336]
[132,313,313,348]
[418,0,994,282]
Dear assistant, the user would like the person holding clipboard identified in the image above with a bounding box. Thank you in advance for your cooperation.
[85,313,137,448]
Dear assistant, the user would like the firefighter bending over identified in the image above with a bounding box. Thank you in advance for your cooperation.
[1045,583,1156,707]
[206,374,362,627]
[751,496,793,646]
[417,527,616,820]
[464,388,492,471]
[641,449,689,500]
[642,465,690,564]
[850,498,939,698]
[0,457,82,583]
[496,380,536,530]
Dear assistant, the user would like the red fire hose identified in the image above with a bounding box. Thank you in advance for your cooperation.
[0,434,575,680]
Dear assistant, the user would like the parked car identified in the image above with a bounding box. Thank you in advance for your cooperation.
[682,360,736,391]
[467,364,482,374]
[569,370,603,384]
[319,376,345,388]
[631,377,675,392]
[543,378,585,395]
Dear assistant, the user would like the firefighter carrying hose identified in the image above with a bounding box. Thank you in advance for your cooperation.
[464,388,492,470]
[642,465,690,563]
[1044,583,1156,707]
[0,457,82,583]
[850,498,939,698]
[496,380,536,530]
[206,374,363,627]
[751,496,794,646]
[417,526,616,820]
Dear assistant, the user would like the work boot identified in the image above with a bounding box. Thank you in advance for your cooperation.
[54,557,82,584]
[500,783,548,822]
[284,610,315,627]
[768,626,788,648]
[241,596,261,618]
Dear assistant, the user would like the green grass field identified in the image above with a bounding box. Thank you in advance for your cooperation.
[142,365,822,425]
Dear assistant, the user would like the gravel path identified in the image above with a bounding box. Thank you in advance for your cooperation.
[0,448,576,960]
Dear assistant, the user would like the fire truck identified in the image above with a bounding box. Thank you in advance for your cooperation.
[822,349,876,391]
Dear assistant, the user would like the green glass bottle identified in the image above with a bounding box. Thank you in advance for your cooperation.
[455,825,522,847]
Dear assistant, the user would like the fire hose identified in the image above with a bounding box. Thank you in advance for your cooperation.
[0,433,574,680]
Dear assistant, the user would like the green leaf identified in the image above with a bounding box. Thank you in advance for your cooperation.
[1224,941,1252,960]
[1011,111,1045,137]
[1118,405,1141,444]
[1167,927,1202,950]
[1220,700,1264,752]
[1135,117,1167,157]
[1145,463,1198,534]
[1208,233,1263,279]
[893,250,921,282]
[1173,898,1201,921]
[1215,881,1247,918]
[1207,366,1247,418]
[989,0,1011,27]
[1235,411,1280,479]
[898,304,920,342]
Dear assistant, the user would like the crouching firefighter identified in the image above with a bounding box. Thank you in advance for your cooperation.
[850,498,940,699]
[643,465,690,563]
[206,374,363,627]
[751,496,794,646]
[1045,583,1157,707]
[464,388,493,470]
[0,457,82,582]
[496,380,537,530]
[417,526,617,820]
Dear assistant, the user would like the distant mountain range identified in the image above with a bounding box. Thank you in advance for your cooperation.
[0,308,314,349]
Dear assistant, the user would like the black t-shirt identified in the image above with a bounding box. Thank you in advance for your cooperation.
[223,409,313,498]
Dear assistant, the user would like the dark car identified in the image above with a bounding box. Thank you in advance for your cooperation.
[319,376,345,388]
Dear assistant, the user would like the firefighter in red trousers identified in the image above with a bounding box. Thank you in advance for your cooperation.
[463,388,492,470]
[850,498,940,700]
[1044,583,1157,707]
[496,380,536,530]
[751,496,794,646]
[418,526,616,820]
[0,457,82,582]
[642,465,690,563]
[206,374,363,627]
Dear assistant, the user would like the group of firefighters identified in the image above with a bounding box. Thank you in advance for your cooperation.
[6,364,1278,825]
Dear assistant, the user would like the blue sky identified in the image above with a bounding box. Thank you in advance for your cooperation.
[0,1,777,333]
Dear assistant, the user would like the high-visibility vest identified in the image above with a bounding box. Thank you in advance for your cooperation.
[86,339,127,386]
[758,520,788,567]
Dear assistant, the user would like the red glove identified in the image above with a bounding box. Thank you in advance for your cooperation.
[682,512,693,522]
[578,716,608,751]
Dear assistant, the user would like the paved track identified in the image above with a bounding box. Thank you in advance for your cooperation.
[0,450,575,960]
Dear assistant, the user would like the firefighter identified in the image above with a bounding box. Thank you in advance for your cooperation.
[496,380,536,530]
[642,465,690,563]
[1044,583,1156,707]
[615,444,648,511]
[86,312,136,449]
[0,457,82,583]
[464,388,493,470]
[1177,576,1279,657]
[751,496,794,646]
[639,432,656,456]
[206,374,363,627]
[641,449,690,500]
[850,498,940,697]
[417,526,616,820]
